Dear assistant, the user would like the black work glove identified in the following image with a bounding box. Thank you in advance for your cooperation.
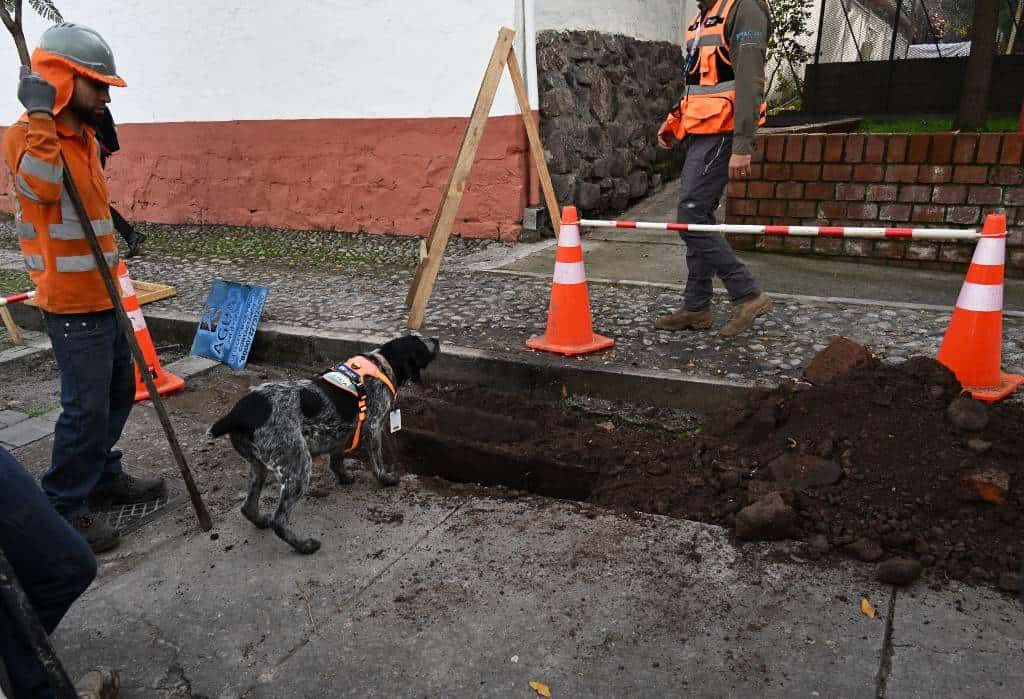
[17,66,56,116]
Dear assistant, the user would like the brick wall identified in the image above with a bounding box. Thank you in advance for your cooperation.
[725,133,1024,276]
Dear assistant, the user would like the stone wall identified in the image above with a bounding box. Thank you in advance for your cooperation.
[725,133,1024,276]
[536,30,685,216]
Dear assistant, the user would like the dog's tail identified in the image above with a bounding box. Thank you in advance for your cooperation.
[207,392,270,440]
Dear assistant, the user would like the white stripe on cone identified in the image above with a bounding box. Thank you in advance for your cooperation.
[126,308,147,332]
[119,272,136,298]
[553,261,587,285]
[559,224,581,248]
[972,237,1006,266]
[956,282,1003,313]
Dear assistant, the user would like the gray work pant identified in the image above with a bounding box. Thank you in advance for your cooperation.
[676,133,760,311]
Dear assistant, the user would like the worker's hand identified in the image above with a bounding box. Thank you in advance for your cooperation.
[729,153,752,180]
[657,128,676,150]
[17,66,56,117]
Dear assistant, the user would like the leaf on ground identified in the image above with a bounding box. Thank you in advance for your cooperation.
[529,680,552,698]
[861,597,877,619]
[597,420,615,431]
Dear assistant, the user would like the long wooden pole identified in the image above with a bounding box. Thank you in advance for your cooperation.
[406,28,517,329]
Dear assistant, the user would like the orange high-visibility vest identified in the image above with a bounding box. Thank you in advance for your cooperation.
[3,114,119,314]
[663,0,769,141]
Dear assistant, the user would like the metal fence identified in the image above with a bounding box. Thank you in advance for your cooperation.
[794,0,1024,115]
[812,0,1023,64]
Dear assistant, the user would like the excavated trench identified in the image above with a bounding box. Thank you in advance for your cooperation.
[396,395,602,502]
[393,358,1024,592]
[393,382,708,516]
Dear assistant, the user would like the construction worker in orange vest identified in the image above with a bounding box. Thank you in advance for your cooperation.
[656,0,773,338]
[3,23,165,553]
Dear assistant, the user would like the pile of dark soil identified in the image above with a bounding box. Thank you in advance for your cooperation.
[397,351,1023,593]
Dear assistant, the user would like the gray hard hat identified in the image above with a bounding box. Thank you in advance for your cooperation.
[38,23,125,85]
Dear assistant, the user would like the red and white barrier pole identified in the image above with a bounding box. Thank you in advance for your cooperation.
[579,219,980,241]
[0,290,35,306]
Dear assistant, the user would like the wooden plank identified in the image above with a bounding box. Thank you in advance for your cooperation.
[507,49,561,233]
[406,165,458,306]
[24,280,176,308]
[406,31,513,309]
[1,306,23,346]
[133,280,177,306]
[406,27,518,330]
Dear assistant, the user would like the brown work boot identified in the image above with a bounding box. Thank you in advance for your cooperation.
[719,292,773,338]
[655,307,713,331]
[75,668,120,698]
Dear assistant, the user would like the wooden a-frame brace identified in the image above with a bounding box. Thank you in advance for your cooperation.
[405,27,561,330]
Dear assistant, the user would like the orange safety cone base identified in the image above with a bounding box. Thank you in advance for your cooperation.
[133,367,186,403]
[964,371,1024,404]
[526,332,615,357]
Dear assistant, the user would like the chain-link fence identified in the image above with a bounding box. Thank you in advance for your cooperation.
[798,0,1024,114]
[813,0,1023,64]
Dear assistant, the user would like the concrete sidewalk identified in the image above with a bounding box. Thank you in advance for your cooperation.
[53,471,1024,698]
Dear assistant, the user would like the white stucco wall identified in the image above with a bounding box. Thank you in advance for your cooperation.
[535,0,697,44]
[0,0,530,124]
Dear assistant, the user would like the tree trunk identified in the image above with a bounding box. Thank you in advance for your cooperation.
[953,0,1000,131]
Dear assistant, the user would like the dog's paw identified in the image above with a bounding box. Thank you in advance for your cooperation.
[252,514,272,530]
[375,471,400,487]
[294,538,321,555]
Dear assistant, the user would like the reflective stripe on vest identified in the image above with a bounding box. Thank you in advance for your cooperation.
[49,190,115,240]
[24,255,44,271]
[687,81,737,95]
[55,250,118,273]
[19,153,62,183]
[686,33,725,51]
[15,173,44,203]
[15,221,36,239]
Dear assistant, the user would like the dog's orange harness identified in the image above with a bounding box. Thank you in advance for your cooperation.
[321,355,397,453]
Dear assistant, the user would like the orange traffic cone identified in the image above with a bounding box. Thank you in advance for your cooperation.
[117,261,186,402]
[526,206,614,356]
[936,213,1024,403]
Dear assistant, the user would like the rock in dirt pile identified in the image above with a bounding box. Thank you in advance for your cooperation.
[397,338,1022,594]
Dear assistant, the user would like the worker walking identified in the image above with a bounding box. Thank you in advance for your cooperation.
[655,0,773,338]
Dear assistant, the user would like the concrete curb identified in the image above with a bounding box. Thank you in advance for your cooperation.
[0,330,51,369]
[476,267,1024,319]
[7,304,755,413]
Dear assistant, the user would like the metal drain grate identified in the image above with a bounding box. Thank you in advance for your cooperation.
[93,485,184,535]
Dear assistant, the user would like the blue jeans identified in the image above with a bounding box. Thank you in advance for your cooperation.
[0,446,97,699]
[42,310,134,519]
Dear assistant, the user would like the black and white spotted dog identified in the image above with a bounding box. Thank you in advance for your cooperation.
[208,334,440,554]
